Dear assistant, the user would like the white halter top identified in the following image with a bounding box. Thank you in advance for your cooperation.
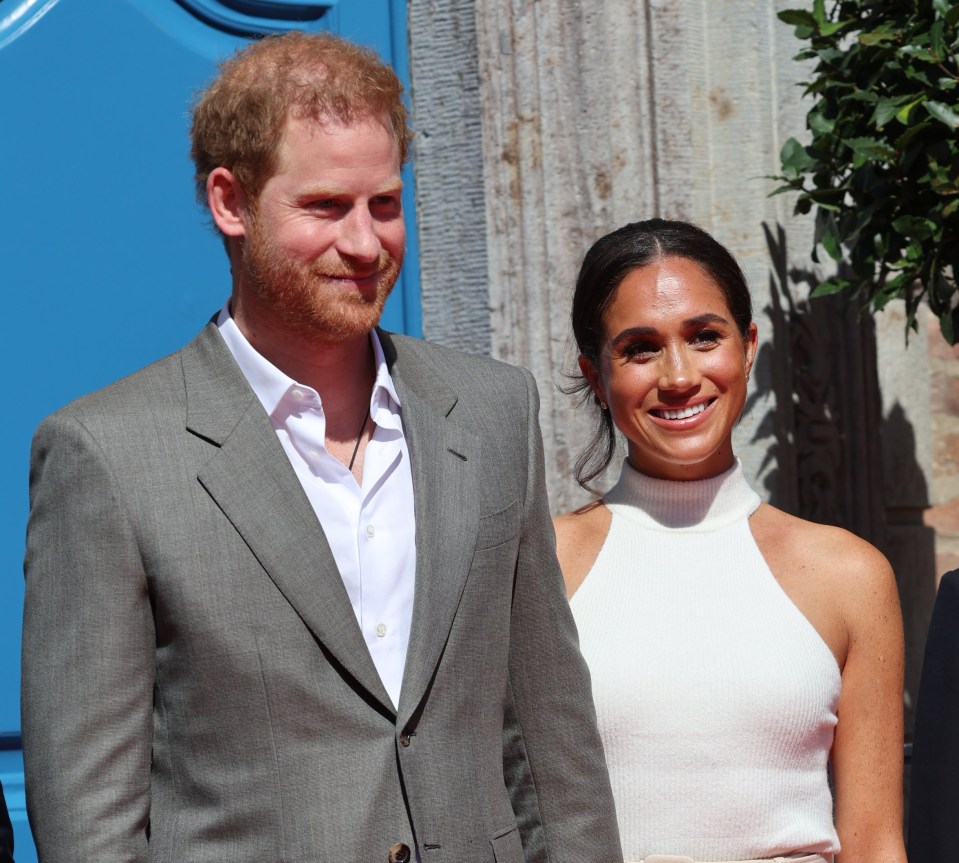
[570,459,841,861]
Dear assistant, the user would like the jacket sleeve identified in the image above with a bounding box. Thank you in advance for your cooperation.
[22,412,154,863]
[502,369,623,863]
[908,569,959,863]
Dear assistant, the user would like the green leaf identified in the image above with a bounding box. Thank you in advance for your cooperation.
[768,183,798,197]
[892,218,939,244]
[933,0,951,15]
[859,31,898,46]
[845,136,896,162]
[821,226,843,261]
[811,278,849,297]
[924,100,959,128]
[895,120,933,150]
[820,20,851,37]
[872,98,903,128]
[780,137,816,178]
[939,306,958,346]
[808,110,836,135]
[807,187,848,209]
[900,45,939,64]
[778,9,817,27]
[895,98,924,124]
[946,5,959,26]
[930,20,946,58]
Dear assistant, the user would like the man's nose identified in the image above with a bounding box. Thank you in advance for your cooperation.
[336,206,381,263]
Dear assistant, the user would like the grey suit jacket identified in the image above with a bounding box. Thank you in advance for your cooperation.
[22,323,622,863]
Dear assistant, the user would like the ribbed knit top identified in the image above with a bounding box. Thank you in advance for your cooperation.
[570,459,841,861]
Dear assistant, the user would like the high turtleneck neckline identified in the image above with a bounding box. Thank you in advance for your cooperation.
[604,458,760,532]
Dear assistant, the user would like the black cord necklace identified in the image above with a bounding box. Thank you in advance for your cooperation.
[348,406,370,471]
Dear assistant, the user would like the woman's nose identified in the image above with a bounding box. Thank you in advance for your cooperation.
[657,345,700,392]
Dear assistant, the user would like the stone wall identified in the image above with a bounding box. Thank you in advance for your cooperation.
[409,0,938,740]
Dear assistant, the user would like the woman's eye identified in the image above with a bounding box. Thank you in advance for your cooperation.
[692,329,721,345]
[622,341,658,359]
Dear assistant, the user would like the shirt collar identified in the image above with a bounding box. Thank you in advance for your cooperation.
[216,303,402,421]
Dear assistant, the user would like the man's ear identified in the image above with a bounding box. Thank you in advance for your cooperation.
[578,354,607,408]
[207,167,250,239]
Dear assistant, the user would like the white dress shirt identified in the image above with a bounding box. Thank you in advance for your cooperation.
[217,306,416,709]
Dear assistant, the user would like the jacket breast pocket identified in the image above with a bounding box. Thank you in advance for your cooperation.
[489,825,524,863]
[475,500,521,550]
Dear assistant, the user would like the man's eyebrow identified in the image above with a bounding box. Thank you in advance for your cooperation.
[296,181,404,198]
[610,313,730,345]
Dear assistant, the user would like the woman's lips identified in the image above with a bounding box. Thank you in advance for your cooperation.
[649,397,716,424]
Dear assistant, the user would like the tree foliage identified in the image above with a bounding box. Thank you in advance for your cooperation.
[774,0,959,342]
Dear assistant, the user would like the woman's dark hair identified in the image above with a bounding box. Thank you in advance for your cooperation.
[568,218,753,492]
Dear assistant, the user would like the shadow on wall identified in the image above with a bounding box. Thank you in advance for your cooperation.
[760,222,937,742]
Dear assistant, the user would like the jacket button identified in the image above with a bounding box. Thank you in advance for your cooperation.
[399,733,411,747]
[388,842,411,863]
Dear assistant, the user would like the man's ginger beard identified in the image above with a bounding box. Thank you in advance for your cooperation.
[241,206,402,343]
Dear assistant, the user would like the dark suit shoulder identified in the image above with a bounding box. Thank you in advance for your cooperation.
[937,568,959,601]
[908,568,959,862]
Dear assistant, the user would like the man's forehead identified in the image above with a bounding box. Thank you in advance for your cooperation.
[282,109,393,139]
[268,111,402,182]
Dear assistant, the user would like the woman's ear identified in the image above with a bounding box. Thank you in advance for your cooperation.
[579,354,607,409]
[744,322,758,379]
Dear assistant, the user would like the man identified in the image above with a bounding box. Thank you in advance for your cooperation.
[21,31,621,863]
[909,568,959,863]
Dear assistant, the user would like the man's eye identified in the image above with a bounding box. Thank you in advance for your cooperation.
[371,195,402,212]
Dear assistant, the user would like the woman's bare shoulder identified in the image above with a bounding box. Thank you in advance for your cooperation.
[750,501,898,664]
[750,502,892,581]
[553,501,611,599]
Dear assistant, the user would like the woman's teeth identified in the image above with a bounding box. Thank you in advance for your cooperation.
[658,402,707,420]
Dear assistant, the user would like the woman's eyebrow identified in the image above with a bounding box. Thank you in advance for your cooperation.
[610,313,730,345]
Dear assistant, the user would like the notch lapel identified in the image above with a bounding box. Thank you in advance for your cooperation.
[183,324,394,714]
[382,334,481,726]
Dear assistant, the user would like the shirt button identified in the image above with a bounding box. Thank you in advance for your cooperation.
[290,388,304,401]
[366,524,375,538]
[375,623,387,638]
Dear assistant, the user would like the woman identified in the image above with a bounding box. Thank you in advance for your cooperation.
[555,219,906,863]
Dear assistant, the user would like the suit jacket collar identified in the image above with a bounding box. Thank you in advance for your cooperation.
[183,323,394,714]
[377,331,482,725]
[182,324,483,726]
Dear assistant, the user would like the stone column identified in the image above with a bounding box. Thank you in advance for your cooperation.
[471,0,823,511]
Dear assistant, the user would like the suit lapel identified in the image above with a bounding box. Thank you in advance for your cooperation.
[381,333,481,725]
[183,324,394,714]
